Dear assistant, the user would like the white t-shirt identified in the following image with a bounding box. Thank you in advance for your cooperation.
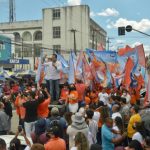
[92,111,100,123]
[98,92,109,105]
[44,61,62,80]
[121,93,131,107]
[112,112,122,120]
[113,126,121,138]
[132,132,144,144]
[70,147,77,150]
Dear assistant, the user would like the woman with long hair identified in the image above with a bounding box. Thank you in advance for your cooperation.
[70,132,89,150]
[113,117,125,149]
[132,122,146,147]
[113,116,124,135]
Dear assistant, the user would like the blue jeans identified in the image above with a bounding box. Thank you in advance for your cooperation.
[49,79,60,101]
[46,79,50,93]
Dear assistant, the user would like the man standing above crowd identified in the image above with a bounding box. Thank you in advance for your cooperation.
[43,54,62,102]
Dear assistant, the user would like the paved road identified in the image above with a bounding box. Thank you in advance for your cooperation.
[11,110,19,132]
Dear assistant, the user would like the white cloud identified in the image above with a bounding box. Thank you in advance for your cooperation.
[98,8,119,17]
[109,18,150,32]
[90,11,96,17]
[116,39,126,44]
[67,0,81,6]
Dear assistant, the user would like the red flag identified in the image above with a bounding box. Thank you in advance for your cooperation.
[118,45,133,56]
[123,57,134,88]
[118,44,146,68]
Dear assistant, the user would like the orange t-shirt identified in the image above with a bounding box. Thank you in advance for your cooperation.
[15,96,26,119]
[44,138,66,150]
[68,91,78,104]
[85,96,91,105]
[37,98,51,118]
[60,89,69,101]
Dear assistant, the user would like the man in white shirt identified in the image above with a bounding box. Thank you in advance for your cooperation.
[112,104,122,120]
[98,89,109,106]
[43,54,62,102]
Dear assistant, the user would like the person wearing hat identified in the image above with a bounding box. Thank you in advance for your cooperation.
[46,107,67,140]
[67,112,89,149]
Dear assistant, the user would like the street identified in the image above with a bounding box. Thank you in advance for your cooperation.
[11,110,19,133]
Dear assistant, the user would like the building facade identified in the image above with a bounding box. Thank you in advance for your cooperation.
[0,5,107,69]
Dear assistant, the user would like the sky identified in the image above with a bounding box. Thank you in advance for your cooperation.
[0,0,150,55]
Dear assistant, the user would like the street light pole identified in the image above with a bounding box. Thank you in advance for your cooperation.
[70,29,77,55]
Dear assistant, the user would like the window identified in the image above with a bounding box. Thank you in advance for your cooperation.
[34,31,42,41]
[14,32,21,42]
[53,45,61,53]
[53,9,60,20]
[23,44,32,57]
[22,31,32,41]
[53,26,61,38]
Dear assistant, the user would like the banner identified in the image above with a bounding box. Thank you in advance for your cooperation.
[68,51,76,84]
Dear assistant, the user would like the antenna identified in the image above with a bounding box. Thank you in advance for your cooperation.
[9,0,16,23]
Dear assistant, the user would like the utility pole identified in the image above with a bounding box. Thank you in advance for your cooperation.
[9,0,16,22]
[70,29,77,55]
[107,37,114,50]
[92,30,95,49]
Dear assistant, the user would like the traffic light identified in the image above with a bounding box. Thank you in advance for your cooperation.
[118,27,125,36]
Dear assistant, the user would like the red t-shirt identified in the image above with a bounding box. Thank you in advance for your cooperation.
[60,88,69,101]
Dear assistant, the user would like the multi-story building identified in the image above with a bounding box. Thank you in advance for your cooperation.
[0,5,107,69]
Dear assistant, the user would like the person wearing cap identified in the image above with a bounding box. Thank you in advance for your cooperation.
[46,107,67,139]
[67,112,89,149]
[44,126,66,150]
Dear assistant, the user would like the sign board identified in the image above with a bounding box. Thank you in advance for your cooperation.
[0,59,29,64]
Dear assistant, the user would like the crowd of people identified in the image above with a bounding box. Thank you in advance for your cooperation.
[0,54,150,150]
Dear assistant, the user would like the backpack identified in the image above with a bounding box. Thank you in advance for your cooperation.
[47,116,65,139]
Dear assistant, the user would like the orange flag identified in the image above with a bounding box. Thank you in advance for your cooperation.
[118,45,133,56]
[123,57,134,88]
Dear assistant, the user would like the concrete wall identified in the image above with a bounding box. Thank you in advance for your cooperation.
[42,5,90,51]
